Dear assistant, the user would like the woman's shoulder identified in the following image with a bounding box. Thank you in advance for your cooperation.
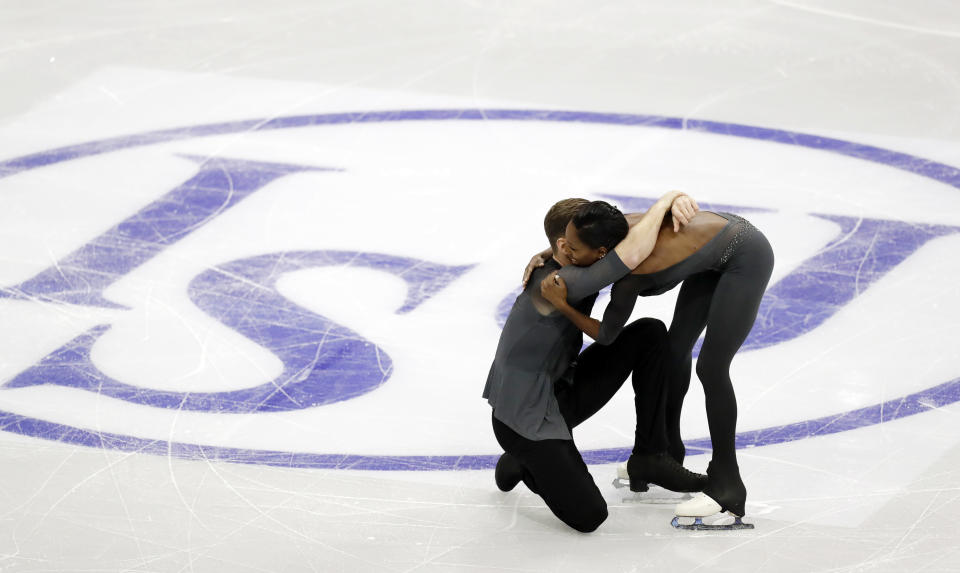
[629,212,730,275]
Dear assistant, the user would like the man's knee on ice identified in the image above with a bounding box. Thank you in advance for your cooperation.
[569,503,608,533]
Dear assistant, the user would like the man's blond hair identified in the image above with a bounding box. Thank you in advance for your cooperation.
[543,198,589,254]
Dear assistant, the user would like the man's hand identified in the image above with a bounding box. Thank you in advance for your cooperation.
[522,249,551,288]
[670,194,699,232]
[540,273,568,307]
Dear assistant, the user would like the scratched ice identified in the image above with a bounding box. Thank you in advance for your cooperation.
[2,2,960,572]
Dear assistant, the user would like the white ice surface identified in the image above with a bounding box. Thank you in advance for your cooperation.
[1,2,959,572]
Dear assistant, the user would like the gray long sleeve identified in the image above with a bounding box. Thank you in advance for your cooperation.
[556,251,630,304]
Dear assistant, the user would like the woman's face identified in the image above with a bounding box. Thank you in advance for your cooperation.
[563,220,607,267]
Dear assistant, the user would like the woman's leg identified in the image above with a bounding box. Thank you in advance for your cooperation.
[666,270,720,463]
[694,234,774,514]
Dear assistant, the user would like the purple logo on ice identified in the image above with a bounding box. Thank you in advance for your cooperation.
[1,109,959,470]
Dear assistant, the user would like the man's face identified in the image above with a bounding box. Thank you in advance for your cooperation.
[563,220,605,267]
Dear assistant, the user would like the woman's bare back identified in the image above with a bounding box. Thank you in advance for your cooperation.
[631,211,728,274]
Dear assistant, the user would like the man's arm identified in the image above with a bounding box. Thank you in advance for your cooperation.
[521,246,554,288]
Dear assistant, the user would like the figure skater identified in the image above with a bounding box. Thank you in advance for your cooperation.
[540,204,774,530]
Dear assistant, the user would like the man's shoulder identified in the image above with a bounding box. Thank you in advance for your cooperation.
[528,258,561,288]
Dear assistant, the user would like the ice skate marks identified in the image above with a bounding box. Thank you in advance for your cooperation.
[0,109,958,468]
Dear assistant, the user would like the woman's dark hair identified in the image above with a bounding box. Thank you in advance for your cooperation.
[571,201,629,250]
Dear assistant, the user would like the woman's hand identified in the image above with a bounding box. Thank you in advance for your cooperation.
[540,273,568,307]
[522,249,551,288]
[670,194,700,232]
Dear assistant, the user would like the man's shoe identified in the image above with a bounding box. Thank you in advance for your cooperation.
[495,453,523,492]
[627,452,707,493]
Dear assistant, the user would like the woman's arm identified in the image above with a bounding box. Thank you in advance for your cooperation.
[613,190,687,269]
[557,190,693,303]
[624,195,699,232]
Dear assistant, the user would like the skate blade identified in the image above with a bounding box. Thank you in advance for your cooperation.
[611,477,649,493]
[623,492,693,505]
[618,483,693,504]
[670,515,755,531]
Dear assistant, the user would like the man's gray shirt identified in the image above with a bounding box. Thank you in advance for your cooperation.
[482,252,631,441]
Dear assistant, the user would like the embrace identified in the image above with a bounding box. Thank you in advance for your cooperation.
[483,191,774,532]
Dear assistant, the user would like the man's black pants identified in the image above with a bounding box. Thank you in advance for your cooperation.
[492,317,672,532]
